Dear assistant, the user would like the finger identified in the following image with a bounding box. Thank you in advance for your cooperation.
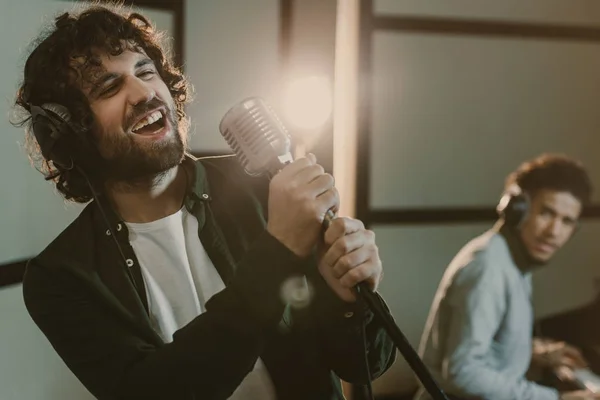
[314,187,339,222]
[554,341,567,350]
[323,217,365,246]
[295,164,326,186]
[560,357,578,369]
[565,347,585,359]
[322,229,367,267]
[331,245,373,279]
[307,172,334,197]
[564,348,587,365]
[568,354,588,366]
[565,355,588,368]
[339,261,377,289]
[275,156,314,180]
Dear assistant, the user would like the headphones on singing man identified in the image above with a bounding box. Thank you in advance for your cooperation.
[29,101,108,191]
[29,103,80,173]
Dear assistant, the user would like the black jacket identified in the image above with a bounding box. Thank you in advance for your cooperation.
[23,155,396,399]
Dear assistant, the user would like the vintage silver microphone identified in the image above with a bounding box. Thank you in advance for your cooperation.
[219,97,336,228]
[219,97,449,400]
[219,97,293,177]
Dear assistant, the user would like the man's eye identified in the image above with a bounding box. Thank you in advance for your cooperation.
[100,85,118,96]
[139,70,155,79]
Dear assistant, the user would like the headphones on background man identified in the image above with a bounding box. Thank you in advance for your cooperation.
[496,183,530,229]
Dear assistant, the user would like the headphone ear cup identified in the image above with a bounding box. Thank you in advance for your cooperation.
[500,192,530,228]
[30,103,75,169]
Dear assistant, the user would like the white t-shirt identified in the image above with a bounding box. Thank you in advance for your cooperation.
[126,207,276,400]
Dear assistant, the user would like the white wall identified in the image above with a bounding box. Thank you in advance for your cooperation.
[0,0,84,265]
[184,0,280,152]
[370,33,600,209]
[367,0,600,396]
[0,286,93,400]
[0,1,279,399]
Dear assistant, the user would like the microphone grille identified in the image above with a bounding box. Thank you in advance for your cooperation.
[219,97,292,176]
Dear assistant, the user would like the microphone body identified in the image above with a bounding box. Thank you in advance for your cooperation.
[219,97,293,177]
[219,97,449,400]
[219,97,336,226]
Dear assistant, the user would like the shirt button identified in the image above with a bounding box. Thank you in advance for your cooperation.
[126,259,134,267]
[344,311,354,318]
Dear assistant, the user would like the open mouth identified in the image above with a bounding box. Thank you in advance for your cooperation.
[536,241,556,253]
[131,110,166,135]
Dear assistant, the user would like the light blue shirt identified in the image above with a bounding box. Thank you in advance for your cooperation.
[415,227,559,400]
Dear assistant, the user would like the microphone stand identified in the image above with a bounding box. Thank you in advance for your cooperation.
[354,284,448,400]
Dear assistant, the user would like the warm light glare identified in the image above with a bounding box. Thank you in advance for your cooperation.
[282,76,332,131]
[333,0,359,219]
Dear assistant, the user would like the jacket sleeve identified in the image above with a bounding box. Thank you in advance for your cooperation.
[306,268,396,384]
[23,230,310,400]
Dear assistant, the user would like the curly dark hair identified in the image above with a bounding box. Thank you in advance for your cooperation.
[12,2,191,203]
[505,153,593,206]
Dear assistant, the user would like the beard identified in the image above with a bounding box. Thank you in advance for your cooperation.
[97,98,186,183]
[525,251,550,267]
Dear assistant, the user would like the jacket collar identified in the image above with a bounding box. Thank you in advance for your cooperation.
[93,153,209,233]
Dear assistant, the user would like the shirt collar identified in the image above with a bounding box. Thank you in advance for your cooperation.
[93,152,210,234]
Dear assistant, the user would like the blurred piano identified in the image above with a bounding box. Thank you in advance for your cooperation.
[537,294,600,374]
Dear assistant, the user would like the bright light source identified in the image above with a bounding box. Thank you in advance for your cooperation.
[282,75,332,131]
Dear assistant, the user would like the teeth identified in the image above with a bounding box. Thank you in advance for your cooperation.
[132,110,163,132]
